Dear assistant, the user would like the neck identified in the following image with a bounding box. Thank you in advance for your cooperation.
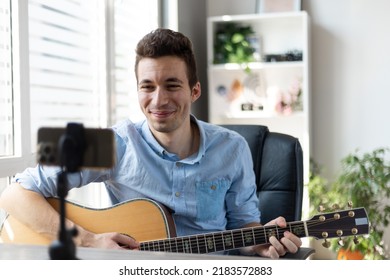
[154,121,199,159]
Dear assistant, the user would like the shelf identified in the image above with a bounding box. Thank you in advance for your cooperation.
[207,11,310,166]
[223,111,305,119]
[209,61,304,71]
[209,11,307,23]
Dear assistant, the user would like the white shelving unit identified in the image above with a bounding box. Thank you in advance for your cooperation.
[207,12,311,223]
[207,11,311,186]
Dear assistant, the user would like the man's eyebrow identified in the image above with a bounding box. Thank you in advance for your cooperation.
[138,77,184,85]
[166,77,183,84]
[138,79,153,84]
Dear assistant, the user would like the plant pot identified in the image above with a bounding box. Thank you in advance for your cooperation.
[337,248,364,260]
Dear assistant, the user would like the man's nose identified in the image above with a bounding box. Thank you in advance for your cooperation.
[152,87,169,105]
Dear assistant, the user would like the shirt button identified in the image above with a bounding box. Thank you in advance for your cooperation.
[175,192,180,197]
[176,162,182,167]
[211,185,217,190]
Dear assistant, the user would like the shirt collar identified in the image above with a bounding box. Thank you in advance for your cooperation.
[140,115,205,164]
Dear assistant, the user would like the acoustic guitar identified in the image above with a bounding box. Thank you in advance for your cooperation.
[0,198,370,254]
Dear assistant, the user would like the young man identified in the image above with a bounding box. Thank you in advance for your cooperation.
[0,28,301,258]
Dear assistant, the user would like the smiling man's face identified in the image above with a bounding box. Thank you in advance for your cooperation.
[137,56,200,135]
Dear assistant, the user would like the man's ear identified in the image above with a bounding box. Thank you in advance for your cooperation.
[191,82,201,102]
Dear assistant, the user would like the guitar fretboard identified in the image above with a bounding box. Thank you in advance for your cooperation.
[139,221,307,254]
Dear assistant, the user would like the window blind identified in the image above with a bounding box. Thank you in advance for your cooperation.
[0,0,13,157]
[28,0,159,148]
[28,0,104,149]
[110,0,158,125]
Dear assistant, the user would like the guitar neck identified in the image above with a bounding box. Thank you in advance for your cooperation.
[140,221,307,254]
[139,207,370,254]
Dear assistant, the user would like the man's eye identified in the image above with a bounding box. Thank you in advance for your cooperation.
[167,84,180,90]
[139,85,154,91]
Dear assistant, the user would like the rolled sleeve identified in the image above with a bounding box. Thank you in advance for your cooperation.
[13,164,110,198]
[13,165,62,197]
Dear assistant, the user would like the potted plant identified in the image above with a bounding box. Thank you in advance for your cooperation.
[213,22,258,71]
[308,148,390,260]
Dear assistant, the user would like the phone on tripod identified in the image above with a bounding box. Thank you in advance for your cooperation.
[37,126,116,170]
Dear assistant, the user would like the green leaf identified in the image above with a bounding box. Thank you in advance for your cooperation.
[231,33,244,44]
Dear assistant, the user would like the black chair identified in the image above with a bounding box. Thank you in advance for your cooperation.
[220,124,315,259]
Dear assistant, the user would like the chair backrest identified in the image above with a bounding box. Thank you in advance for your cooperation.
[220,124,304,224]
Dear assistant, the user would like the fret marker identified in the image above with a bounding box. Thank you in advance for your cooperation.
[244,232,253,243]
[292,225,305,236]
[184,240,190,253]
[267,229,276,239]
[207,237,214,249]
[224,235,232,247]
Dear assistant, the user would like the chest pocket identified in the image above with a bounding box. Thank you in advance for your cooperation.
[195,179,230,221]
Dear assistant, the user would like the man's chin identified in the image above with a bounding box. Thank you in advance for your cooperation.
[149,119,173,133]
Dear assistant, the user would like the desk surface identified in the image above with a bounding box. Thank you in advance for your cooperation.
[0,243,264,260]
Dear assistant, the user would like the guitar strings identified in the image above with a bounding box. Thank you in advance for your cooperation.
[140,210,364,253]
[139,218,345,253]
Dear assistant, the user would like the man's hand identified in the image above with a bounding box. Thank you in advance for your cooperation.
[77,231,140,250]
[242,217,302,259]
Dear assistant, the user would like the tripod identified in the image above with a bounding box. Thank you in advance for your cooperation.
[49,123,86,260]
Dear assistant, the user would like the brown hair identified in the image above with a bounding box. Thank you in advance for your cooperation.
[135,28,198,88]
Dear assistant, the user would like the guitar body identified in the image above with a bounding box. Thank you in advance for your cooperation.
[0,198,176,245]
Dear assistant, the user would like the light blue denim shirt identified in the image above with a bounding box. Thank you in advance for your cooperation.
[14,116,260,237]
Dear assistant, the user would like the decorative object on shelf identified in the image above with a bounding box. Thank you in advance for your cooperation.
[256,0,301,13]
[216,85,227,97]
[308,148,390,260]
[243,72,264,97]
[266,86,283,114]
[215,73,265,113]
[241,103,264,111]
[266,78,302,115]
[213,22,259,67]
[227,79,244,101]
[264,49,303,62]
[240,72,265,111]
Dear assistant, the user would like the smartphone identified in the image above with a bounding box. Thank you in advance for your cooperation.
[37,126,116,170]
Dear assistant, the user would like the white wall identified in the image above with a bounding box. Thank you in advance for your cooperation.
[207,0,390,258]
[207,0,257,16]
[305,0,390,176]
[305,0,390,258]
